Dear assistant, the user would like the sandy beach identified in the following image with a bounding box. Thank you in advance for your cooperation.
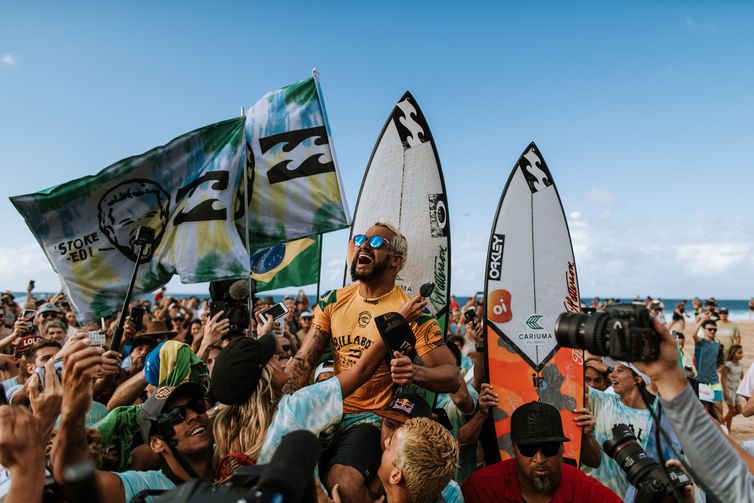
[682,319,754,442]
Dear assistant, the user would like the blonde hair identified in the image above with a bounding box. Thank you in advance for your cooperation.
[373,220,408,271]
[212,364,277,473]
[394,417,458,503]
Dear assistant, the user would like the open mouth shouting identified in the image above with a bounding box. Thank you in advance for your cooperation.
[357,251,374,266]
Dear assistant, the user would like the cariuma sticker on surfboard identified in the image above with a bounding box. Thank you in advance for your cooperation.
[484,142,580,371]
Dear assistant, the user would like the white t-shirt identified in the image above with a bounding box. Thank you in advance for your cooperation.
[737,363,754,398]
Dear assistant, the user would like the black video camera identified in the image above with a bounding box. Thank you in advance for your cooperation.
[603,424,691,503]
[209,279,251,338]
[554,303,659,362]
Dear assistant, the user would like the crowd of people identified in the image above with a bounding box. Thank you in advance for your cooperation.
[0,221,753,502]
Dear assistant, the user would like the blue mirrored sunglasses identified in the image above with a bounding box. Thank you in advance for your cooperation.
[353,234,391,249]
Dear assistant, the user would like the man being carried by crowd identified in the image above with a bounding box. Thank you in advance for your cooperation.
[462,401,620,502]
[286,220,459,503]
[52,338,215,503]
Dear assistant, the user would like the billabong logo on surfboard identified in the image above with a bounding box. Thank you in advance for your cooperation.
[391,93,431,148]
[519,145,553,193]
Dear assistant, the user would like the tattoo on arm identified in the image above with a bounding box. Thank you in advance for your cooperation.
[282,326,330,395]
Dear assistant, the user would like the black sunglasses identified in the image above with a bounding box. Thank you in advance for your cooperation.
[517,441,561,457]
[166,399,208,424]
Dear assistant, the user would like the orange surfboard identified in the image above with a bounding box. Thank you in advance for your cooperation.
[484,143,584,464]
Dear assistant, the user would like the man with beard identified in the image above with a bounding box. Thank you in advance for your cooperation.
[285,220,458,503]
[462,402,620,502]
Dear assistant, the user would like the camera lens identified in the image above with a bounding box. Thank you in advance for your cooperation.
[554,312,610,355]
[603,424,659,490]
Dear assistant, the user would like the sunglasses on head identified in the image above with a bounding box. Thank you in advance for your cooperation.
[166,399,208,425]
[353,234,391,249]
[517,441,561,457]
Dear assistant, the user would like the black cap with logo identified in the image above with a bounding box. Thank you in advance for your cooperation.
[510,401,570,445]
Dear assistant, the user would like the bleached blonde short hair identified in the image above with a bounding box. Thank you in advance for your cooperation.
[394,417,458,503]
[374,220,408,271]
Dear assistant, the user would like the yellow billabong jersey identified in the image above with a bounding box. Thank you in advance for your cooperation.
[313,283,444,413]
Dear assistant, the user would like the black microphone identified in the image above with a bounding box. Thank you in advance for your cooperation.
[228,279,250,301]
[257,430,320,503]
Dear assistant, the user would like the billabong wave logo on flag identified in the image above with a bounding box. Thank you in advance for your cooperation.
[11,72,350,321]
[251,237,320,292]
[236,72,351,249]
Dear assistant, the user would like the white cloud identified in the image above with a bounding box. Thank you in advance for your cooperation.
[0,244,59,290]
[676,243,750,276]
[587,188,617,205]
[1,53,16,66]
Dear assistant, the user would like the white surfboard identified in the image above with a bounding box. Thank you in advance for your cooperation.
[345,92,451,334]
[485,142,580,370]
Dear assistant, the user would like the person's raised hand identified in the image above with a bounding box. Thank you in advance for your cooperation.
[28,358,63,439]
[257,314,274,338]
[61,339,104,421]
[572,407,596,435]
[398,295,428,324]
[204,311,230,344]
[390,351,416,385]
[97,349,122,379]
[478,383,499,415]
[0,405,43,473]
[12,318,28,337]
[123,315,137,342]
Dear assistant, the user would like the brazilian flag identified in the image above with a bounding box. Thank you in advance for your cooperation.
[251,236,321,292]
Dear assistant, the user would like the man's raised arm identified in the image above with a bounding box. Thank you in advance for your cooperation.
[283,323,331,395]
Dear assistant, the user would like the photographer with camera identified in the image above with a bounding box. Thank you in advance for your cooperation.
[633,317,754,501]
[462,401,620,503]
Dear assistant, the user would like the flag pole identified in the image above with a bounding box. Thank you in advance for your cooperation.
[241,106,256,334]
[315,234,323,301]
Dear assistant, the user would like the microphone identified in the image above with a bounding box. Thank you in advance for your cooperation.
[257,430,320,503]
[228,279,250,301]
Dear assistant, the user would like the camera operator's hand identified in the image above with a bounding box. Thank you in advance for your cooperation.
[61,339,104,422]
[633,318,687,400]
[27,358,63,441]
[665,459,696,503]
[398,295,428,324]
[390,351,416,385]
[204,311,230,342]
[573,407,596,435]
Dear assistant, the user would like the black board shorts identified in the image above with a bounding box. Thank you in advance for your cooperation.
[319,422,381,482]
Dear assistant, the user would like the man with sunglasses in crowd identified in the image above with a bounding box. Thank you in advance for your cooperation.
[53,338,214,503]
[692,312,724,402]
[285,220,458,503]
[462,401,620,502]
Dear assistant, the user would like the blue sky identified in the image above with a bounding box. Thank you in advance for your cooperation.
[2,1,753,298]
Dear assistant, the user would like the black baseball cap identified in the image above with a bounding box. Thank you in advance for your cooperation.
[510,401,570,445]
[131,335,158,350]
[209,334,276,405]
[139,382,205,443]
[375,390,432,424]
